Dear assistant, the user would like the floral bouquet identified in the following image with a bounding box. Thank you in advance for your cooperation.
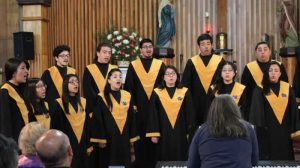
[99,27,142,64]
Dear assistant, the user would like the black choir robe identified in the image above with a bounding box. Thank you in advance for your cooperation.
[146,87,196,161]
[207,82,247,115]
[0,82,36,141]
[90,90,139,168]
[293,49,300,100]
[50,97,90,168]
[83,63,118,114]
[241,60,288,120]
[31,101,51,129]
[249,81,300,160]
[124,57,165,167]
[41,65,76,106]
[181,54,225,125]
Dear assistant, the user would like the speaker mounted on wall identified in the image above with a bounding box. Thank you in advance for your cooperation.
[13,32,35,60]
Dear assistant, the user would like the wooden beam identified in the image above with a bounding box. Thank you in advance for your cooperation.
[217,0,227,32]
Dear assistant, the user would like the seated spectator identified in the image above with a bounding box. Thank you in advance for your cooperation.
[187,94,259,168]
[35,129,73,168]
[0,133,19,168]
[18,122,47,168]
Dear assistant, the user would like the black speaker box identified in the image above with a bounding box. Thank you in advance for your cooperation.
[13,32,35,60]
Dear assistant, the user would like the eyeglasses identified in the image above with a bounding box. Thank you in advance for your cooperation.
[142,45,153,49]
[36,84,47,89]
[58,54,70,58]
[68,80,80,85]
[165,72,176,76]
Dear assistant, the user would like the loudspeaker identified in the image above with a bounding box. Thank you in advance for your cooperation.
[13,32,34,60]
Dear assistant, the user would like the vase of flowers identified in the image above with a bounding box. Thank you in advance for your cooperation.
[98,26,142,66]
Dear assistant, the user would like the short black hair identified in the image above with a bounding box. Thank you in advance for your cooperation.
[4,58,25,81]
[197,33,213,45]
[53,45,70,57]
[94,43,112,62]
[0,134,18,168]
[255,41,270,50]
[139,38,153,48]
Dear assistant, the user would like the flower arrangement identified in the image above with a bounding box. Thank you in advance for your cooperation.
[98,26,142,64]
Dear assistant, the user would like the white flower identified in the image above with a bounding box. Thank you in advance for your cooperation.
[113,31,119,35]
[123,39,129,44]
[112,48,116,54]
[135,46,139,50]
[131,32,137,37]
[129,35,134,40]
[107,34,112,40]
[125,54,130,58]
[122,27,128,32]
[139,37,142,42]
[117,35,123,40]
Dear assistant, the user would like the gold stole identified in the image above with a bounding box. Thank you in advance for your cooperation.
[214,82,246,104]
[99,90,131,134]
[34,102,51,129]
[131,58,162,99]
[87,64,118,92]
[57,98,86,143]
[48,66,76,97]
[191,54,222,93]
[265,81,289,124]
[1,83,30,124]
[154,87,188,128]
[247,61,263,85]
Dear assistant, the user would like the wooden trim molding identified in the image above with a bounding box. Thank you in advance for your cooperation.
[17,0,52,7]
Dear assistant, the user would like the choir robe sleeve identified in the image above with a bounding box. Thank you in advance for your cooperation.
[184,90,197,138]
[90,95,107,144]
[181,59,193,89]
[238,89,248,120]
[146,92,161,137]
[0,89,13,137]
[50,100,64,130]
[124,64,137,107]
[289,87,300,139]
[249,86,265,127]
[128,98,139,143]
[82,68,98,114]
[241,66,254,121]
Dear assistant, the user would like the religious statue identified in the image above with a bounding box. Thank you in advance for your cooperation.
[157,0,176,47]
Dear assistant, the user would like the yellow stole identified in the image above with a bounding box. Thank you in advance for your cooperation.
[48,66,76,97]
[191,54,222,93]
[131,58,162,99]
[214,82,246,104]
[34,102,51,129]
[154,87,188,129]
[1,83,30,124]
[265,81,289,124]
[99,90,131,134]
[57,97,86,143]
[86,64,118,92]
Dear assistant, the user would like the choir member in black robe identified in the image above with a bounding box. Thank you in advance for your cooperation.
[41,45,76,107]
[293,47,300,101]
[182,33,225,125]
[146,65,196,161]
[241,41,288,120]
[24,78,50,129]
[83,43,117,115]
[207,61,247,114]
[91,68,139,168]
[0,58,36,141]
[124,38,165,168]
[50,74,90,168]
[250,61,300,160]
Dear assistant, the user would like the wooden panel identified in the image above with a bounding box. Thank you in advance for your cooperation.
[47,0,289,83]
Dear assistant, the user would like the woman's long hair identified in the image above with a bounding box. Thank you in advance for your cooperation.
[104,68,122,111]
[212,61,237,94]
[62,74,83,114]
[206,94,247,137]
[262,61,282,95]
[158,65,183,89]
[24,78,48,115]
